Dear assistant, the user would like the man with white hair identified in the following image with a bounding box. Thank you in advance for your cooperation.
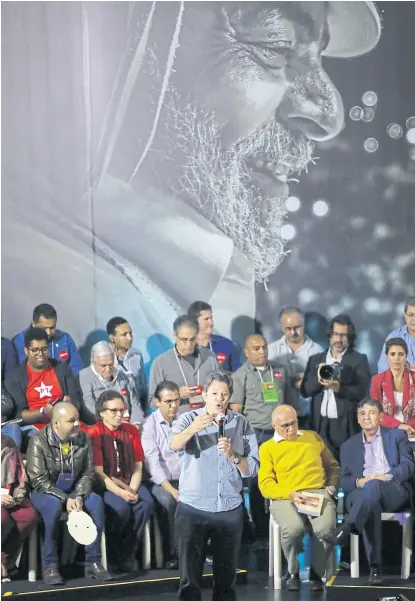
[78,342,144,427]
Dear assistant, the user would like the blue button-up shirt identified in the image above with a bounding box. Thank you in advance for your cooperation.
[169,409,259,512]
[378,325,415,373]
[362,429,392,479]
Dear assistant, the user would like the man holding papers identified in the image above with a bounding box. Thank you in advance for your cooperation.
[259,405,339,591]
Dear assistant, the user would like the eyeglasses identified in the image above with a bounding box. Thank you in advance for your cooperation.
[104,408,125,416]
[278,420,298,430]
[176,335,197,343]
[28,347,49,356]
[162,399,180,406]
[332,332,348,339]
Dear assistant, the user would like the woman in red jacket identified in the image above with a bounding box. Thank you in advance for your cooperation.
[371,337,415,435]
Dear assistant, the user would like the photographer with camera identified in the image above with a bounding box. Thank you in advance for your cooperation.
[301,315,371,460]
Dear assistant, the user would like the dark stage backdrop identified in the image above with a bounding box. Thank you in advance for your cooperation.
[2,1,414,370]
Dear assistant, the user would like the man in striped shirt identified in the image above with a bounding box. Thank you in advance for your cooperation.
[170,371,258,601]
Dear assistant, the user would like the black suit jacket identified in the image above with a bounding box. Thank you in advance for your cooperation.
[340,426,414,502]
[300,349,371,433]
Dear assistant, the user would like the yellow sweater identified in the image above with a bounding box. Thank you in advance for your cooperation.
[258,431,340,500]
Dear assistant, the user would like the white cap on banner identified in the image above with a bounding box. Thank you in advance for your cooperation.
[323,1,381,58]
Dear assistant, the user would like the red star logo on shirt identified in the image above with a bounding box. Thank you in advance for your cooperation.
[34,381,53,398]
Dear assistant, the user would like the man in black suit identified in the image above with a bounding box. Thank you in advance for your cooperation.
[327,398,414,584]
[301,314,370,459]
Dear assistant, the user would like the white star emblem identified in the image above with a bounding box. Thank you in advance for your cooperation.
[34,381,53,399]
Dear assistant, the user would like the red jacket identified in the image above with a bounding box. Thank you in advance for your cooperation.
[371,368,415,428]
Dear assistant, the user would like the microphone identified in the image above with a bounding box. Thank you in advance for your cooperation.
[217,413,226,438]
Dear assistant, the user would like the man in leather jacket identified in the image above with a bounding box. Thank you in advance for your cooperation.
[26,402,113,586]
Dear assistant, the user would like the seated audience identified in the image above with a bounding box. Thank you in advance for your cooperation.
[329,399,414,585]
[187,301,241,371]
[107,316,148,416]
[78,341,144,427]
[1,435,37,583]
[170,371,259,601]
[12,303,83,375]
[378,297,415,373]
[149,316,218,413]
[141,381,182,569]
[259,405,339,592]
[230,334,288,542]
[88,391,154,573]
[371,338,415,435]
[27,402,112,585]
[3,328,81,450]
[268,307,323,427]
[300,314,371,460]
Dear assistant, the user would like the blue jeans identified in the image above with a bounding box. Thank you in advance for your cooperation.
[1,423,38,451]
[31,490,104,568]
[102,484,154,564]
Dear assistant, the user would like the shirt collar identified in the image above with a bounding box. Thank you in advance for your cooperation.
[362,427,381,444]
[327,347,347,361]
[274,430,303,443]
[155,408,177,426]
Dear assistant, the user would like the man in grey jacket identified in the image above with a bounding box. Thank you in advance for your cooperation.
[149,316,218,413]
[78,342,144,426]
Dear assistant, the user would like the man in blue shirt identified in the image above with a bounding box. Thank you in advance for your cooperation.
[12,304,83,375]
[378,297,415,373]
[187,301,241,372]
[170,371,258,601]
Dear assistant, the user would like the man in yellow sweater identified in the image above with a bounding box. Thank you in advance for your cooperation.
[259,405,339,591]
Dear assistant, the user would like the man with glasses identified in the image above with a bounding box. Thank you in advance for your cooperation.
[142,381,182,569]
[2,328,81,450]
[301,315,370,460]
[268,307,323,428]
[88,390,154,574]
[149,316,219,413]
[259,404,339,591]
[377,297,415,373]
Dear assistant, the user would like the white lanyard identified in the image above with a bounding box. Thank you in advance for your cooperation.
[113,438,121,475]
[208,341,213,352]
[174,348,200,387]
[256,365,274,384]
[59,442,74,475]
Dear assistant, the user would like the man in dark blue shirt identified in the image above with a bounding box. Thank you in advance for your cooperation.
[187,301,241,372]
[12,303,83,375]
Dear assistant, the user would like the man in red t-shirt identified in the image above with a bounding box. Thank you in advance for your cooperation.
[3,328,81,450]
[87,390,154,573]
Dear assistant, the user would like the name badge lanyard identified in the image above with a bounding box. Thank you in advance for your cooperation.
[256,365,274,386]
[98,375,129,418]
[59,442,74,476]
[174,348,200,388]
[113,439,121,475]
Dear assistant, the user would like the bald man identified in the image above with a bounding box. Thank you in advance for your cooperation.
[259,405,339,591]
[230,334,288,542]
[26,402,112,586]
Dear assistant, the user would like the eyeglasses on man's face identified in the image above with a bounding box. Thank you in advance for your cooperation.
[27,346,49,356]
[162,399,180,407]
[277,420,298,430]
[176,335,197,343]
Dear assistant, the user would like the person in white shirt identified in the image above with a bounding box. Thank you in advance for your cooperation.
[107,316,148,417]
[268,307,323,427]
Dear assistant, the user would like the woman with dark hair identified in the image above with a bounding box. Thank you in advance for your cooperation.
[1,436,37,582]
[371,337,415,435]
[87,390,154,573]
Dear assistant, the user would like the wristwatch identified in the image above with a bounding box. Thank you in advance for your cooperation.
[40,406,45,416]
[230,454,240,465]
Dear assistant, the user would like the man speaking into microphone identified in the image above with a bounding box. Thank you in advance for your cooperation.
[170,371,259,601]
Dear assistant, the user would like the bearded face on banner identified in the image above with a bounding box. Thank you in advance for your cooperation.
[115,1,380,282]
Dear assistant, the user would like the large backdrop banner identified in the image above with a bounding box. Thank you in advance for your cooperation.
[1,1,415,369]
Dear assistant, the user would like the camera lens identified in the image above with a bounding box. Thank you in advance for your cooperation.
[320,365,334,380]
